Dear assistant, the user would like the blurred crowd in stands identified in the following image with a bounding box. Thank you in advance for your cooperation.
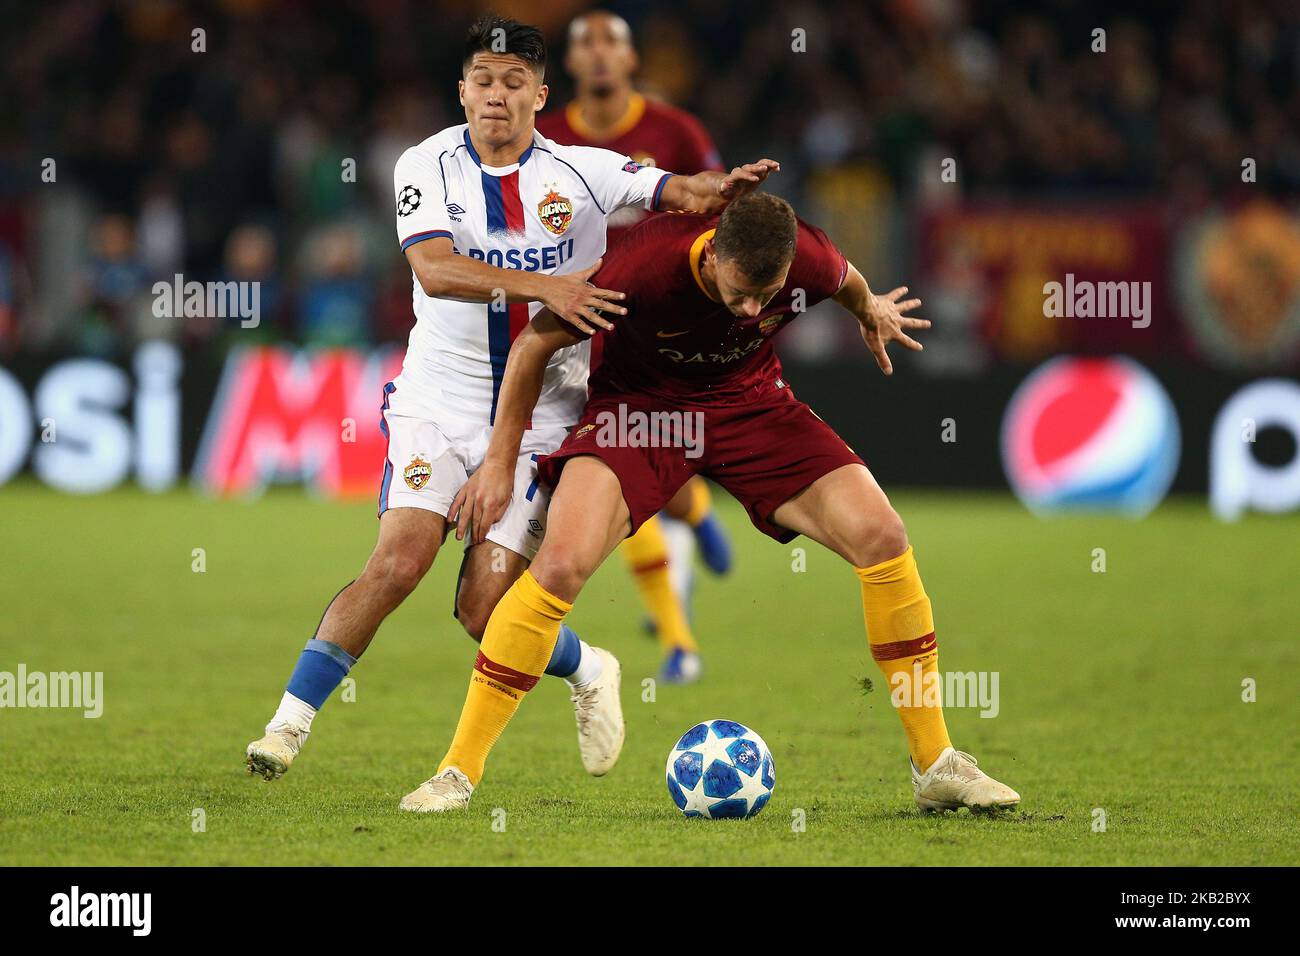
[0,0,1297,358]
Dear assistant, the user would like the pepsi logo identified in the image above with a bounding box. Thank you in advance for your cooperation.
[1001,357,1181,515]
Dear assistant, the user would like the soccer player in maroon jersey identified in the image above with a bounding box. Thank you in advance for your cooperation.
[537,9,734,684]
[535,10,723,234]
[408,193,1021,813]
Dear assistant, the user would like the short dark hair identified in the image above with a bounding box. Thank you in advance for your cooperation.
[463,14,546,77]
[713,193,798,282]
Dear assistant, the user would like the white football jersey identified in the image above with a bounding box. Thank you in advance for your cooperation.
[393,124,673,428]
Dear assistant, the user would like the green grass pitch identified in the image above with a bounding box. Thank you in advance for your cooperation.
[1,481,1295,866]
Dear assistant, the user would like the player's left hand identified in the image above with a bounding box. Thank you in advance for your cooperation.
[448,459,514,545]
[859,287,928,376]
[718,159,780,200]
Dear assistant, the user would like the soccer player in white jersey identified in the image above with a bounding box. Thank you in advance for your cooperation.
[244,15,777,801]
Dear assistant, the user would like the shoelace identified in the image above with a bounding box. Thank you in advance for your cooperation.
[266,723,306,749]
[941,750,983,782]
[571,685,600,735]
[427,769,466,792]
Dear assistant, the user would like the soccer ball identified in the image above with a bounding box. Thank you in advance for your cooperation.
[665,719,775,819]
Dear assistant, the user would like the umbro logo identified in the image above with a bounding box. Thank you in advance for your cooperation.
[446,202,466,222]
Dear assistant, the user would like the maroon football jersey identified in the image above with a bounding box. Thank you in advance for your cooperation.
[536,92,722,176]
[536,93,723,243]
[588,212,848,405]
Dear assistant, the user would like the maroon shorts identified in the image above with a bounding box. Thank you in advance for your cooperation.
[537,381,865,543]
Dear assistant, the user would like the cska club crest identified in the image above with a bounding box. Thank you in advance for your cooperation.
[403,455,432,491]
[538,189,574,236]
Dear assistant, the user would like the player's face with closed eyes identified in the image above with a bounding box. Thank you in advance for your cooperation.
[713,257,790,319]
[460,53,547,146]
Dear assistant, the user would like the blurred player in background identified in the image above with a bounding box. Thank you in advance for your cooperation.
[538,10,734,684]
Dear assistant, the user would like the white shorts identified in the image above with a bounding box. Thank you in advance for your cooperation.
[377,380,569,560]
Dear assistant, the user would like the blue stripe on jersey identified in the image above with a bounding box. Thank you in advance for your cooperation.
[378,382,395,516]
[525,454,541,502]
[481,171,507,235]
[652,173,673,211]
[487,300,510,425]
[400,229,452,252]
[463,129,482,167]
[481,170,511,422]
[463,128,535,169]
[530,146,607,215]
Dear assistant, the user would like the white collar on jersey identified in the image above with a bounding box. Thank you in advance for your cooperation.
[462,128,537,175]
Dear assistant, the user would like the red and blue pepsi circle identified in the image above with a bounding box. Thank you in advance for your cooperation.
[1001,357,1181,516]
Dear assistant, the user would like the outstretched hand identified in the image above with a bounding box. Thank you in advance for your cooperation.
[718,159,781,201]
[859,287,929,376]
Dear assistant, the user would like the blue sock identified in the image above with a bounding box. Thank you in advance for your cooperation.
[285,639,357,709]
[544,624,582,678]
[693,512,733,576]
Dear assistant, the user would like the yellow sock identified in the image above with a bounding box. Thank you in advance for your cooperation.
[621,516,698,654]
[438,570,569,785]
[683,477,713,527]
[856,546,951,772]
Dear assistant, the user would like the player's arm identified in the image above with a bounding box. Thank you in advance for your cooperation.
[447,312,582,544]
[405,240,625,335]
[655,159,782,215]
[395,145,624,334]
[832,262,930,376]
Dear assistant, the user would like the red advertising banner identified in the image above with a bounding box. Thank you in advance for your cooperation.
[917,205,1175,362]
[194,346,403,499]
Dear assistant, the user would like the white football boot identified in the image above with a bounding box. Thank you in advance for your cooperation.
[912,747,1020,813]
[245,724,309,780]
[571,647,625,776]
[399,767,475,813]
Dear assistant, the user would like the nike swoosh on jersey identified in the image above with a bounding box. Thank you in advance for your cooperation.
[656,330,691,338]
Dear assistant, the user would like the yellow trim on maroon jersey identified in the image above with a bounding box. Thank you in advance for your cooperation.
[689,228,721,302]
[565,92,647,143]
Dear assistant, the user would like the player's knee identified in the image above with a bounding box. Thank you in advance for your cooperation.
[848,507,909,569]
[532,547,595,602]
[366,548,430,597]
[454,593,491,643]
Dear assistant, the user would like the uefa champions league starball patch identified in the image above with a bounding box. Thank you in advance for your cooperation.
[397,184,422,217]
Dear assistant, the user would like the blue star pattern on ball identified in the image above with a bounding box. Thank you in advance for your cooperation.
[665,718,775,819]
[676,722,709,750]
[726,738,761,776]
[709,719,748,739]
[673,751,703,790]
[703,759,742,798]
